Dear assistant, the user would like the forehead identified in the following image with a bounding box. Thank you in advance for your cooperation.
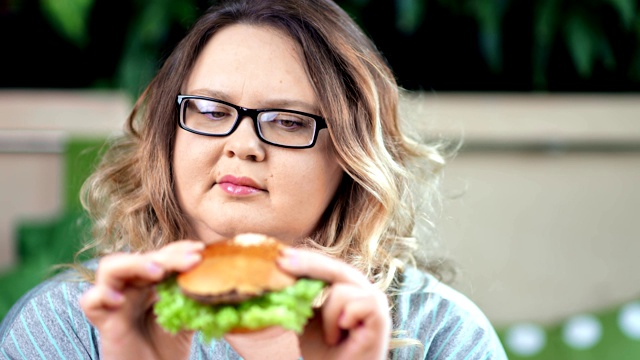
[185,24,318,110]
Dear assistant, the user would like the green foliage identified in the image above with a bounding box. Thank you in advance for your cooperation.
[64,137,108,211]
[395,0,426,35]
[39,0,198,98]
[116,0,198,97]
[434,0,636,84]
[0,209,92,321]
[343,0,640,90]
[532,0,632,88]
[607,0,637,29]
[441,0,639,87]
[40,0,93,47]
[37,0,640,93]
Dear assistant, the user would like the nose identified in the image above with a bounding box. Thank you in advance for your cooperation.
[223,116,266,161]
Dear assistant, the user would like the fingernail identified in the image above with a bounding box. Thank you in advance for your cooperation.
[191,241,205,250]
[184,252,201,263]
[338,311,346,326]
[147,261,163,276]
[108,289,124,303]
[279,247,299,268]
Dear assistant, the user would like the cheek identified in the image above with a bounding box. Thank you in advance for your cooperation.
[171,133,191,208]
[316,158,342,193]
[172,132,195,184]
[307,140,343,204]
[290,155,343,208]
[172,131,217,194]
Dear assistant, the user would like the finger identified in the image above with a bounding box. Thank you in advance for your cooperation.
[277,247,370,287]
[338,293,388,330]
[95,254,164,291]
[79,284,125,316]
[147,240,205,272]
[319,283,355,345]
[338,293,392,354]
[95,240,204,290]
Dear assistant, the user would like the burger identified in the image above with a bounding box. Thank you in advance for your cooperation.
[153,233,326,340]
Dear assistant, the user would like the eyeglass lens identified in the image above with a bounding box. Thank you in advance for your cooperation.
[182,98,318,147]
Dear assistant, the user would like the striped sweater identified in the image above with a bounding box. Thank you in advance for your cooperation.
[0,265,506,359]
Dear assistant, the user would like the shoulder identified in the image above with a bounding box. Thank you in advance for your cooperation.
[0,266,99,359]
[391,267,507,360]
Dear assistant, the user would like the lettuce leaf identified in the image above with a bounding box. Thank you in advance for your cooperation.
[153,276,325,341]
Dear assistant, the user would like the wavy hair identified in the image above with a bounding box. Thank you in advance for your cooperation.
[79,0,454,349]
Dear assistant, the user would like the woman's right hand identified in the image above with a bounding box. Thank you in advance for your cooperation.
[79,240,205,360]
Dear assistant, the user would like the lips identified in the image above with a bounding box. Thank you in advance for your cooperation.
[217,175,264,195]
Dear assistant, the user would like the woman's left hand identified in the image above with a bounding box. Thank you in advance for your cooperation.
[277,247,391,360]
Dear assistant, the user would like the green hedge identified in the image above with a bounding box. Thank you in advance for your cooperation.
[0,210,91,319]
[0,137,105,321]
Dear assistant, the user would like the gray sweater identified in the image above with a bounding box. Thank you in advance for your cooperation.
[0,265,506,359]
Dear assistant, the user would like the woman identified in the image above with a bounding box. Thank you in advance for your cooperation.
[0,0,507,359]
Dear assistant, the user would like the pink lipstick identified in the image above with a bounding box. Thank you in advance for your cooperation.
[217,175,263,195]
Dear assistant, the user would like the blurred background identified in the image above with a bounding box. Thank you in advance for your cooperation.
[1,0,639,358]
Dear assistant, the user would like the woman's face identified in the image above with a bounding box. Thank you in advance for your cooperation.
[173,24,344,245]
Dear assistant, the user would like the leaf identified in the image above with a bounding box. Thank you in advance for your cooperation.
[629,47,640,80]
[598,36,616,70]
[634,19,640,80]
[477,23,501,72]
[137,2,171,44]
[116,0,198,98]
[604,0,636,30]
[534,0,560,47]
[436,0,465,13]
[115,1,171,97]
[39,0,93,47]
[532,0,561,89]
[473,0,507,72]
[564,12,597,77]
[395,0,425,35]
[168,0,199,27]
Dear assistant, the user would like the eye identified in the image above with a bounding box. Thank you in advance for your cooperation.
[201,107,233,121]
[278,118,303,129]
[193,100,235,121]
[203,110,230,121]
[262,112,312,131]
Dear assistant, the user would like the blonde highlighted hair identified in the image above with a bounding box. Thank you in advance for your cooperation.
[79,0,454,351]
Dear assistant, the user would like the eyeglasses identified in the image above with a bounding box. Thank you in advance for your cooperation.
[177,95,328,149]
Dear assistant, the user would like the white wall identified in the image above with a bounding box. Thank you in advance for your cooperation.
[400,93,640,327]
[442,152,640,327]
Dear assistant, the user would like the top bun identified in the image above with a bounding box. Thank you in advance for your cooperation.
[177,233,296,304]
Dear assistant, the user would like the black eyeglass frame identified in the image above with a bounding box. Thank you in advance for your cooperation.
[177,95,328,149]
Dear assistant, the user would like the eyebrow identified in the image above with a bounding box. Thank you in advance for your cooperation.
[186,88,320,113]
